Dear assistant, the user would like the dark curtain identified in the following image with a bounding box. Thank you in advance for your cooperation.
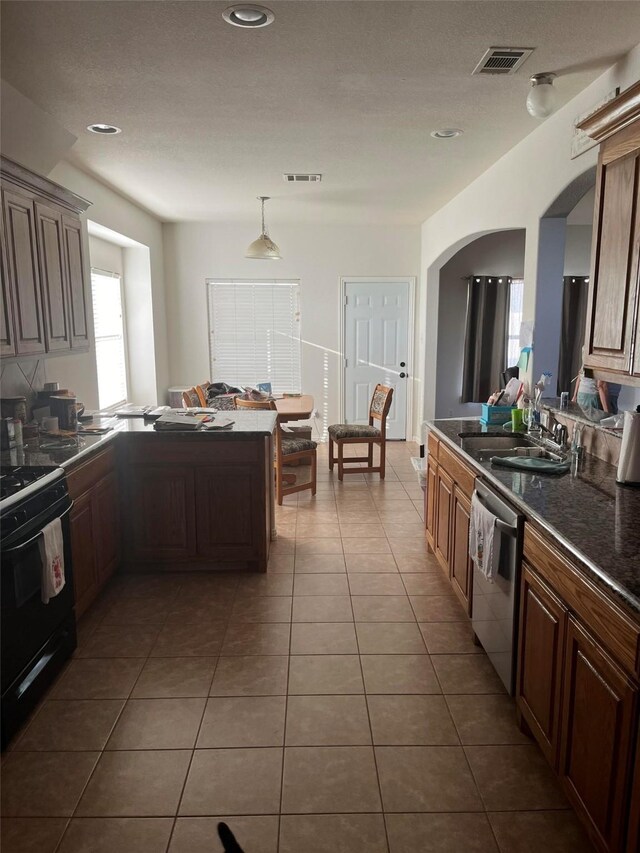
[461,275,510,403]
[557,276,589,395]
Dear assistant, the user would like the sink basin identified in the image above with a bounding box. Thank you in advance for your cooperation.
[459,434,533,452]
[458,433,565,463]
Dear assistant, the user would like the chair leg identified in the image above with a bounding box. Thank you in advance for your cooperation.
[367,442,373,468]
[311,450,317,496]
[338,442,344,481]
[379,440,386,479]
[329,437,334,470]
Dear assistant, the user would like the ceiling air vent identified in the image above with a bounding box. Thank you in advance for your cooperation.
[472,47,534,76]
[283,173,322,183]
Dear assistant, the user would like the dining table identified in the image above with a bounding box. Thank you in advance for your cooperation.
[274,395,314,422]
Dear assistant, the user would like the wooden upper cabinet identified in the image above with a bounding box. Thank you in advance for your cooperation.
[2,187,46,356]
[34,202,71,352]
[62,214,90,350]
[560,616,637,853]
[583,144,640,374]
[0,211,16,357]
[0,157,91,361]
[578,82,640,381]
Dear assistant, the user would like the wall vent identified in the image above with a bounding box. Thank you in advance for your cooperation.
[472,47,534,75]
[283,173,322,183]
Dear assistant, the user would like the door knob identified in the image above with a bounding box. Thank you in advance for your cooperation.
[399,372,407,378]
[400,361,406,367]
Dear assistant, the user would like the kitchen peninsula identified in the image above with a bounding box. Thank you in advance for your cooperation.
[4,412,278,616]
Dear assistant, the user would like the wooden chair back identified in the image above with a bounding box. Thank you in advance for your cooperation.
[368,384,394,435]
[182,387,200,408]
[195,383,209,407]
[234,397,277,411]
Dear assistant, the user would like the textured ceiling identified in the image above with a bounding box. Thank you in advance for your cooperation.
[2,1,640,224]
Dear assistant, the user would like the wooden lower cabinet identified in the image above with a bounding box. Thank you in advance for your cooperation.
[450,487,472,615]
[128,466,197,561]
[122,435,273,571]
[560,617,637,853]
[69,491,99,617]
[517,563,567,766]
[434,466,453,572]
[425,457,437,547]
[67,446,121,617]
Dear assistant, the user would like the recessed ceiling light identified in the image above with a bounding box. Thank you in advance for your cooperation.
[86,123,122,135]
[223,4,275,27]
[430,128,464,139]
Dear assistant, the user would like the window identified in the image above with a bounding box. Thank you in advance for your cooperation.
[506,278,524,367]
[207,280,301,394]
[91,269,128,409]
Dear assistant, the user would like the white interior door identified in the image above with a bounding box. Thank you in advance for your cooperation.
[343,279,410,440]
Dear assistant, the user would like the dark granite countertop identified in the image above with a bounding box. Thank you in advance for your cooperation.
[541,397,623,437]
[1,411,278,469]
[427,418,640,619]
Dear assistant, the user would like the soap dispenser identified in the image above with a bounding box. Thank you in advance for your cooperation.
[616,406,640,486]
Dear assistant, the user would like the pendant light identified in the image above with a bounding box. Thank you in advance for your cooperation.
[526,73,557,119]
[245,196,282,260]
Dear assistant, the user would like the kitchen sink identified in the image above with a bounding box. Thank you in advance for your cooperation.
[458,433,565,463]
[459,434,534,452]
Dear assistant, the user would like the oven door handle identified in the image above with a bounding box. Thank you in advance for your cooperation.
[3,503,74,553]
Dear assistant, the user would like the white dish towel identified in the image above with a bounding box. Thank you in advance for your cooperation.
[39,518,65,604]
[469,492,499,582]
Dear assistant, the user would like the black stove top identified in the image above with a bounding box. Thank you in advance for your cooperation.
[0,466,61,501]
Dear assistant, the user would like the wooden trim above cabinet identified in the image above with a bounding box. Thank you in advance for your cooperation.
[1,157,91,213]
[524,524,640,678]
[577,80,640,145]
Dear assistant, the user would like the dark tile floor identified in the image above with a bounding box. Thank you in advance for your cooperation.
[0,442,594,852]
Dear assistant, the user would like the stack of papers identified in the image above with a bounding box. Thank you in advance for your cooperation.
[201,417,235,430]
[154,413,204,431]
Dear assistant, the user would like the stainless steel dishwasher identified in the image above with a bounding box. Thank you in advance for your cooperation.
[471,479,524,695]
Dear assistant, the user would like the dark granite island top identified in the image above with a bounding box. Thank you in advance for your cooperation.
[427,418,640,618]
[1,411,278,469]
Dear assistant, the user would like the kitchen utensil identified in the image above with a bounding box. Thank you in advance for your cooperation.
[41,416,59,433]
[0,397,27,424]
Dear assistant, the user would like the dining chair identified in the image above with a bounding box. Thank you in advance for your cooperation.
[328,384,394,480]
[234,397,317,505]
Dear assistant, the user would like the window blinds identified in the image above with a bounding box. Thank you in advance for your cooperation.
[207,280,301,394]
[91,270,128,409]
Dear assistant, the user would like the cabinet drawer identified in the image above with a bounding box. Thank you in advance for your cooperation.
[438,442,476,498]
[524,525,640,677]
[427,432,439,461]
[66,444,117,499]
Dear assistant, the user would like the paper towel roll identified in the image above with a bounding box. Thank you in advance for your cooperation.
[616,409,640,485]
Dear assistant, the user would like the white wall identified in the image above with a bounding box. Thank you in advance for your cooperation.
[418,43,640,431]
[564,225,593,276]
[89,235,123,277]
[436,230,526,419]
[163,221,420,432]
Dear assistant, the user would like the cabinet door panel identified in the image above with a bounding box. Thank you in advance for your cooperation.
[585,151,639,373]
[69,492,99,617]
[0,207,16,356]
[560,616,637,852]
[129,467,196,560]
[93,471,120,582]
[62,215,90,350]
[451,489,472,615]
[517,564,567,767]
[2,188,46,355]
[195,467,260,559]
[425,459,437,546]
[35,203,70,352]
[434,467,453,573]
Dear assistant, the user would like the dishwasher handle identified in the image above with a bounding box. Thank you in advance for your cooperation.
[474,491,518,537]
